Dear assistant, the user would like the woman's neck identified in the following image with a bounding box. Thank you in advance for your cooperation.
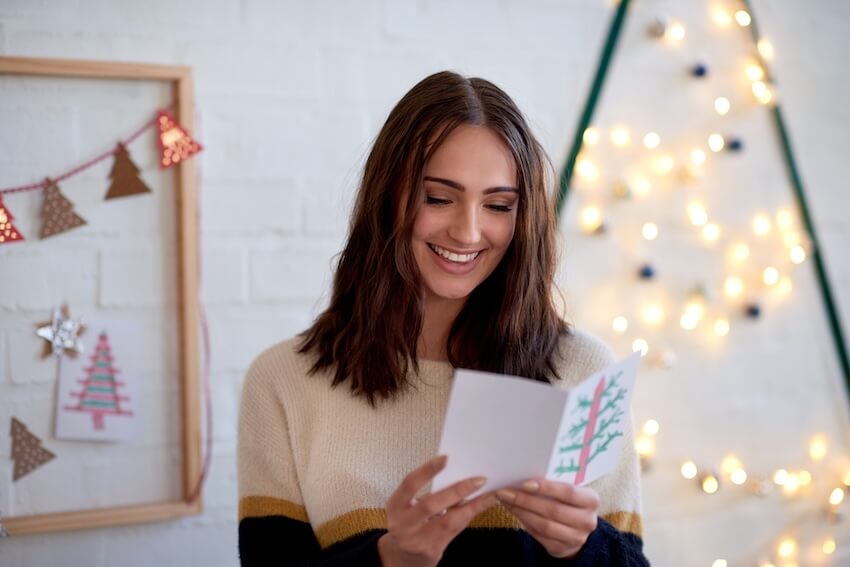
[418,294,465,361]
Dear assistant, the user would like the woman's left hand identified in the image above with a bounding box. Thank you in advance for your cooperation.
[496,479,600,559]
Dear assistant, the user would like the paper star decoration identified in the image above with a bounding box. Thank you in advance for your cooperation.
[36,303,86,358]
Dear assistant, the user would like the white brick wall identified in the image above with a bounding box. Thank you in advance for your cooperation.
[0,1,848,566]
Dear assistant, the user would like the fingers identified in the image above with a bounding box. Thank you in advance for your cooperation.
[419,490,498,545]
[387,455,448,513]
[495,487,598,531]
[404,475,488,525]
[513,479,600,510]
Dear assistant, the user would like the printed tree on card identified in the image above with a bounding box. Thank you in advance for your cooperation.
[64,331,133,430]
[552,370,626,484]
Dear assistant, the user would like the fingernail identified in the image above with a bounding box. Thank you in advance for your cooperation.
[471,476,487,489]
[433,455,448,468]
[496,489,516,502]
[522,480,540,492]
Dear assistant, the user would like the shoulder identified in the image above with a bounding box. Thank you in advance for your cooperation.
[552,327,618,388]
[242,335,315,397]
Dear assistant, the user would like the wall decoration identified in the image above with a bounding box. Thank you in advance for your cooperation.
[0,55,203,536]
[10,418,56,482]
[56,321,139,441]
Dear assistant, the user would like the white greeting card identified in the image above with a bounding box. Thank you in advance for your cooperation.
[432,353,640,495]
[55,318,140,442]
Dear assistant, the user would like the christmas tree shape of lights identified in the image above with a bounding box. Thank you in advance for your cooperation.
[64,331,133,430]
[552,370,626,484]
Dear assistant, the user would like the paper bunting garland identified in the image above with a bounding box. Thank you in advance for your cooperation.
[40,180,87,239]
[104,143,152,200]
[156,109,202,169]
[10,417,56,481]
[36,303,86,358]
[0,195,25,244]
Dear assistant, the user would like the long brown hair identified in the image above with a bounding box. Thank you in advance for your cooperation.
[299,70,568,405]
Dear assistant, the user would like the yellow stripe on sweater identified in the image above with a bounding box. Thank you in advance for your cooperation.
[602,511,643,538]
[239,496,309,522]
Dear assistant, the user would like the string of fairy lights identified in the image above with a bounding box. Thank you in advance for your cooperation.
[569,2,848,565]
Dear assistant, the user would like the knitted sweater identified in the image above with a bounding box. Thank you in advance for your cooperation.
[238,329,648,566]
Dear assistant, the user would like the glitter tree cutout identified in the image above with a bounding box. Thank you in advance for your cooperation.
[64,331,133,430]
[104,143,152,200]
[10,417,56,481]
[156,109,202,169]
[0,195,24,244]
[40,179,86,239]
[553,370,626,484]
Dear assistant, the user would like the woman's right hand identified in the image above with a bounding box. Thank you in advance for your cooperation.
[377,455,496,567]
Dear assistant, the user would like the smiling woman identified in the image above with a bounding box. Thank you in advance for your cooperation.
[237,71,648,566]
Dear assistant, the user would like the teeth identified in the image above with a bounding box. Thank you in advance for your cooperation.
[429,244,480,263]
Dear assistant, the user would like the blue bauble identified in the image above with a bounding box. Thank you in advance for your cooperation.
[691,62,708,77]
[638,264,656,280]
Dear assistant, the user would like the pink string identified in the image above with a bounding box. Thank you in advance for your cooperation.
[0,107,167,196]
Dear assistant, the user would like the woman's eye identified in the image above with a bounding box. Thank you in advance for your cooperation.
[487,204,513,213]
[426,196,450,205]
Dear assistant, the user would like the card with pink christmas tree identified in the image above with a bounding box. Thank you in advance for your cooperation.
[55,318,141,442]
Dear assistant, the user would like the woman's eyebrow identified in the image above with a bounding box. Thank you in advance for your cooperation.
[423,175,519,194]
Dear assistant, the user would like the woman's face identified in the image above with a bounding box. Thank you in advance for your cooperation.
[412,124,519,307]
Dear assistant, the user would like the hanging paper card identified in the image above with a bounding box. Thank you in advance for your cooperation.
[40,179,86,239]
[0,195,25,244]
[55,318,141,442]
[10,417,56,481]
[156,110,202,169]
[104,143,152,200]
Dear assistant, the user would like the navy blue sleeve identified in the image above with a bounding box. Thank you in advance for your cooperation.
[536,517,650,566]
[239,516,385,566]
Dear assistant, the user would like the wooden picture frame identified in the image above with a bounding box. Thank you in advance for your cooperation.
[0,56,202,534]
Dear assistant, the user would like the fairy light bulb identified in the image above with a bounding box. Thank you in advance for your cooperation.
[763,267,779,286]
[784,232,801,248]
[611,126,630,147]
[773,469,789,485]
[642,304,664,325]
[753,214,771,236]
[708,134,725,152]
[713,8,732,27]
[702,223,720,242]
[714,319,730,337]
[712,560,727,567]
[783,474,800,495]
[643,132,661,149]
[632,177,651,196]
[714,97,730,115]
[735,10,751,26]
[701,473,720,494]
[613,316,628,334]
[777,538,796,558]
[583,127,600,145]
[746,64,765,81]
[635,436,655,458]
[667,22,685,42]
[758,39,775,61]
[724,277,744,298]
[654,154,675,175]
[642,222,659,241]
[681,461,698,479]
[777,277,793,295]
[843,470,850,487]
[829,487,845,506]
[721,455,741,474]
[689,149,706,166]
[731,469,747,485]
[732,242,751,262]
[798,470,812,486]
[790,245,806,264]
[810,434,827,461]
[577,157,599,180]
[580,206,603,233]
[632,338,649,356]
[643,419,660,436]
[752,81,773,104]
[776,209,793,229]
[688,202,708,226]
[823,538,836,555]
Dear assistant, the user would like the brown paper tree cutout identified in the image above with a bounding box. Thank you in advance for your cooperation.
[40,179,86,239]
[10,417,56,481]
[104,143,152,200]
[0,195,25,244]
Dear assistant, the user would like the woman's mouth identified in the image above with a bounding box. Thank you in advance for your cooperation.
[428,243,481,264]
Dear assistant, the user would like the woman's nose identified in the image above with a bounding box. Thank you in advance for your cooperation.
[447,205,481,245]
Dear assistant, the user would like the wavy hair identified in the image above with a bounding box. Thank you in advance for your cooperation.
[299,70,567,405]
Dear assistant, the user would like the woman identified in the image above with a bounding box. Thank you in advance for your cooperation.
[238,71,648,566]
